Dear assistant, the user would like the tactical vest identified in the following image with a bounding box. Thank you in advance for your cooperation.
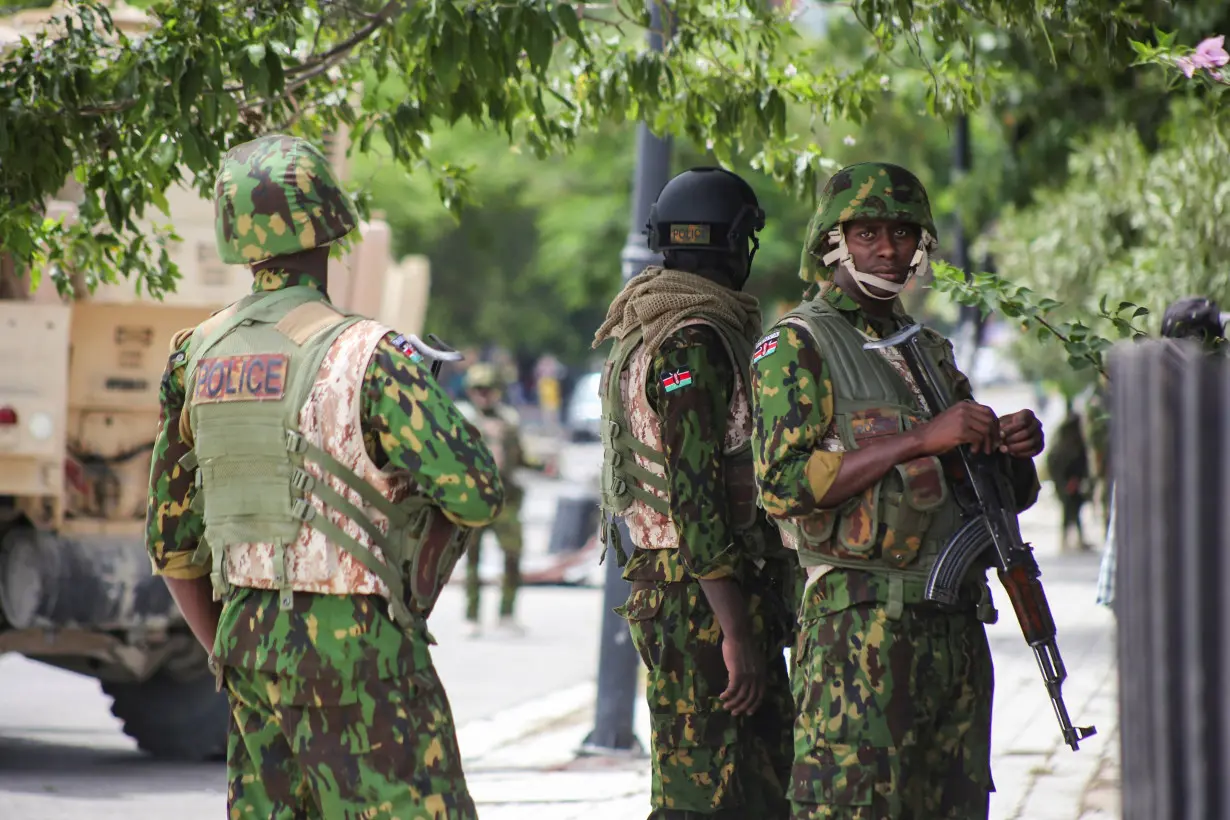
[178,286,476,635]
[598,317,759,562]
[772,298,966,597]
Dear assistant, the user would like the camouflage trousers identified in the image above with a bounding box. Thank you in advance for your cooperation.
[224,662,477,819]
[464,500,523,621]
[790,595,994,819]
[619,576,794,819]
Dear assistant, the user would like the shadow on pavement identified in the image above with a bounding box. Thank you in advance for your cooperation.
[0,734,224,798]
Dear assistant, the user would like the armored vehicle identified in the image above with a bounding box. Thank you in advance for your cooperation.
[0,6,430,754]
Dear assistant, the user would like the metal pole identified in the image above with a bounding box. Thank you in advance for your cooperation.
[579,517,646,755]
[950,114,983,375]
[579,0,671,757]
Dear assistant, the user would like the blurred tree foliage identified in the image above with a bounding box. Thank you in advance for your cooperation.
[357,4,1230,368]
[0,0,1180,302]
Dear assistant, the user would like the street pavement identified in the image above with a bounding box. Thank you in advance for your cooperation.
[0,382,1123,818]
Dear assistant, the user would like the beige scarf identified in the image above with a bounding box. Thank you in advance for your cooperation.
[592,266,762,356]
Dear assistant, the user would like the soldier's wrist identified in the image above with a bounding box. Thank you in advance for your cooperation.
[900,427,931,460]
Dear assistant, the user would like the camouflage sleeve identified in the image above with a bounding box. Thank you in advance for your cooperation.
[362,333,505,527]
[647,325,740,580]
[749,324,845,519]
[145,330,208,579]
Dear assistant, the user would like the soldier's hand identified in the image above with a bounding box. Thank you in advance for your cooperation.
[719,636,766,716]
[916,400,1000,456]
[998,409,1045,458]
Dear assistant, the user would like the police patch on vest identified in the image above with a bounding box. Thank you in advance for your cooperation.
[662,369,693,393]
[193,354,288,403]
[390,333,424,363]
[752,331,780,364]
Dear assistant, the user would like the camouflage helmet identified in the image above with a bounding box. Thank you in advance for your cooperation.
[465,363,503,391]
[213,134,359,266]
[800,162,939,286]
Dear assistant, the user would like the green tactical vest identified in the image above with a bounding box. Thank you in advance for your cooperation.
[597,318,760,565]
[775,297,968,597]
[178,286,474,636]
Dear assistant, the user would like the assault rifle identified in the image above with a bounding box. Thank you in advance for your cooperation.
[406,333,463,379]
[864,323,1097,752]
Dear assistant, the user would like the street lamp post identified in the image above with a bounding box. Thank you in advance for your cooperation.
[950,113,984,375]
[578,0,671,757]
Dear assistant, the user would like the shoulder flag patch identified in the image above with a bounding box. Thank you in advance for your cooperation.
[662,369,694,393]
[390,333,425,364]
[752,331,780,365]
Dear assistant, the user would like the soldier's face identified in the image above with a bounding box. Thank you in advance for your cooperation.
[843,218,921,290]
[469,387,498,409]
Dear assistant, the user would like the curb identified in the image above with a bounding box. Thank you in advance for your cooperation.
[457,681,597,763]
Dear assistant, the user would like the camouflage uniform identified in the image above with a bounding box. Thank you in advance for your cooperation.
[749,163,1040,820]
[590,270,799,820]
[611,321,798,820]
[146,135,503,819]
[457,363,534,629]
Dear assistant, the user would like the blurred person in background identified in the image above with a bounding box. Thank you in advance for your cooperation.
[1047,407,1092,551]
[535,353,565,430]
[458,362,544,637]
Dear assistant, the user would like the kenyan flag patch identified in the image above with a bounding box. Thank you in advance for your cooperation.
[391,334,425,364]
[662,370,694,393]
[752,331,780,364]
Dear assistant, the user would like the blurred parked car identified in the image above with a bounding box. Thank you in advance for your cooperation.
[564,370,602,442]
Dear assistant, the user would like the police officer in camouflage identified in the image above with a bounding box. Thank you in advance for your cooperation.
[592,167,798,820]
[749,162,1045,819]
[457,362,537,637]
[145,134,504,819]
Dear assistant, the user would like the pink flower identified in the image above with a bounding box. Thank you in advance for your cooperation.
[1176,56,1197,77]
[1193,35,1229,69]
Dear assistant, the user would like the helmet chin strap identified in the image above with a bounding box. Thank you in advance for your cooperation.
[821,226,934,301]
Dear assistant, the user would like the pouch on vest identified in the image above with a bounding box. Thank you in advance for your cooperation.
[803,408,948,568]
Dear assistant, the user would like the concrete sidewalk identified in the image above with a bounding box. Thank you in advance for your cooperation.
[456,486,1122,820]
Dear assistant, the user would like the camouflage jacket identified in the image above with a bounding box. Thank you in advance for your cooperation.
[750,286,1040,607]
[622,324,783,584]
[146,270,504,676]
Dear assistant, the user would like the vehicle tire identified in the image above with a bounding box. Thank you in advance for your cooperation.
[102,671,229,761]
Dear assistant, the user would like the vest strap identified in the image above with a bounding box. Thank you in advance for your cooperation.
[275,300,348,345]
[286,430,421,528]
[614,452,669,495]
[272,539,294,610]
[304,511,425,637]
[293,470,400,561]
[210,535,230,600]
[190,536,210,568]
[886,575,905,620]
[190,287,323,371]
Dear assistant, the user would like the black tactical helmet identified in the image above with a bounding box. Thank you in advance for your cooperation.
[1161,296,1226,341]
[646,167,765,256]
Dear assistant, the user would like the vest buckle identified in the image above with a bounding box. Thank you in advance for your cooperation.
[291,469,315,493]
[291,498,316,522]
[610,451,623,467]
[285,430,307,454]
